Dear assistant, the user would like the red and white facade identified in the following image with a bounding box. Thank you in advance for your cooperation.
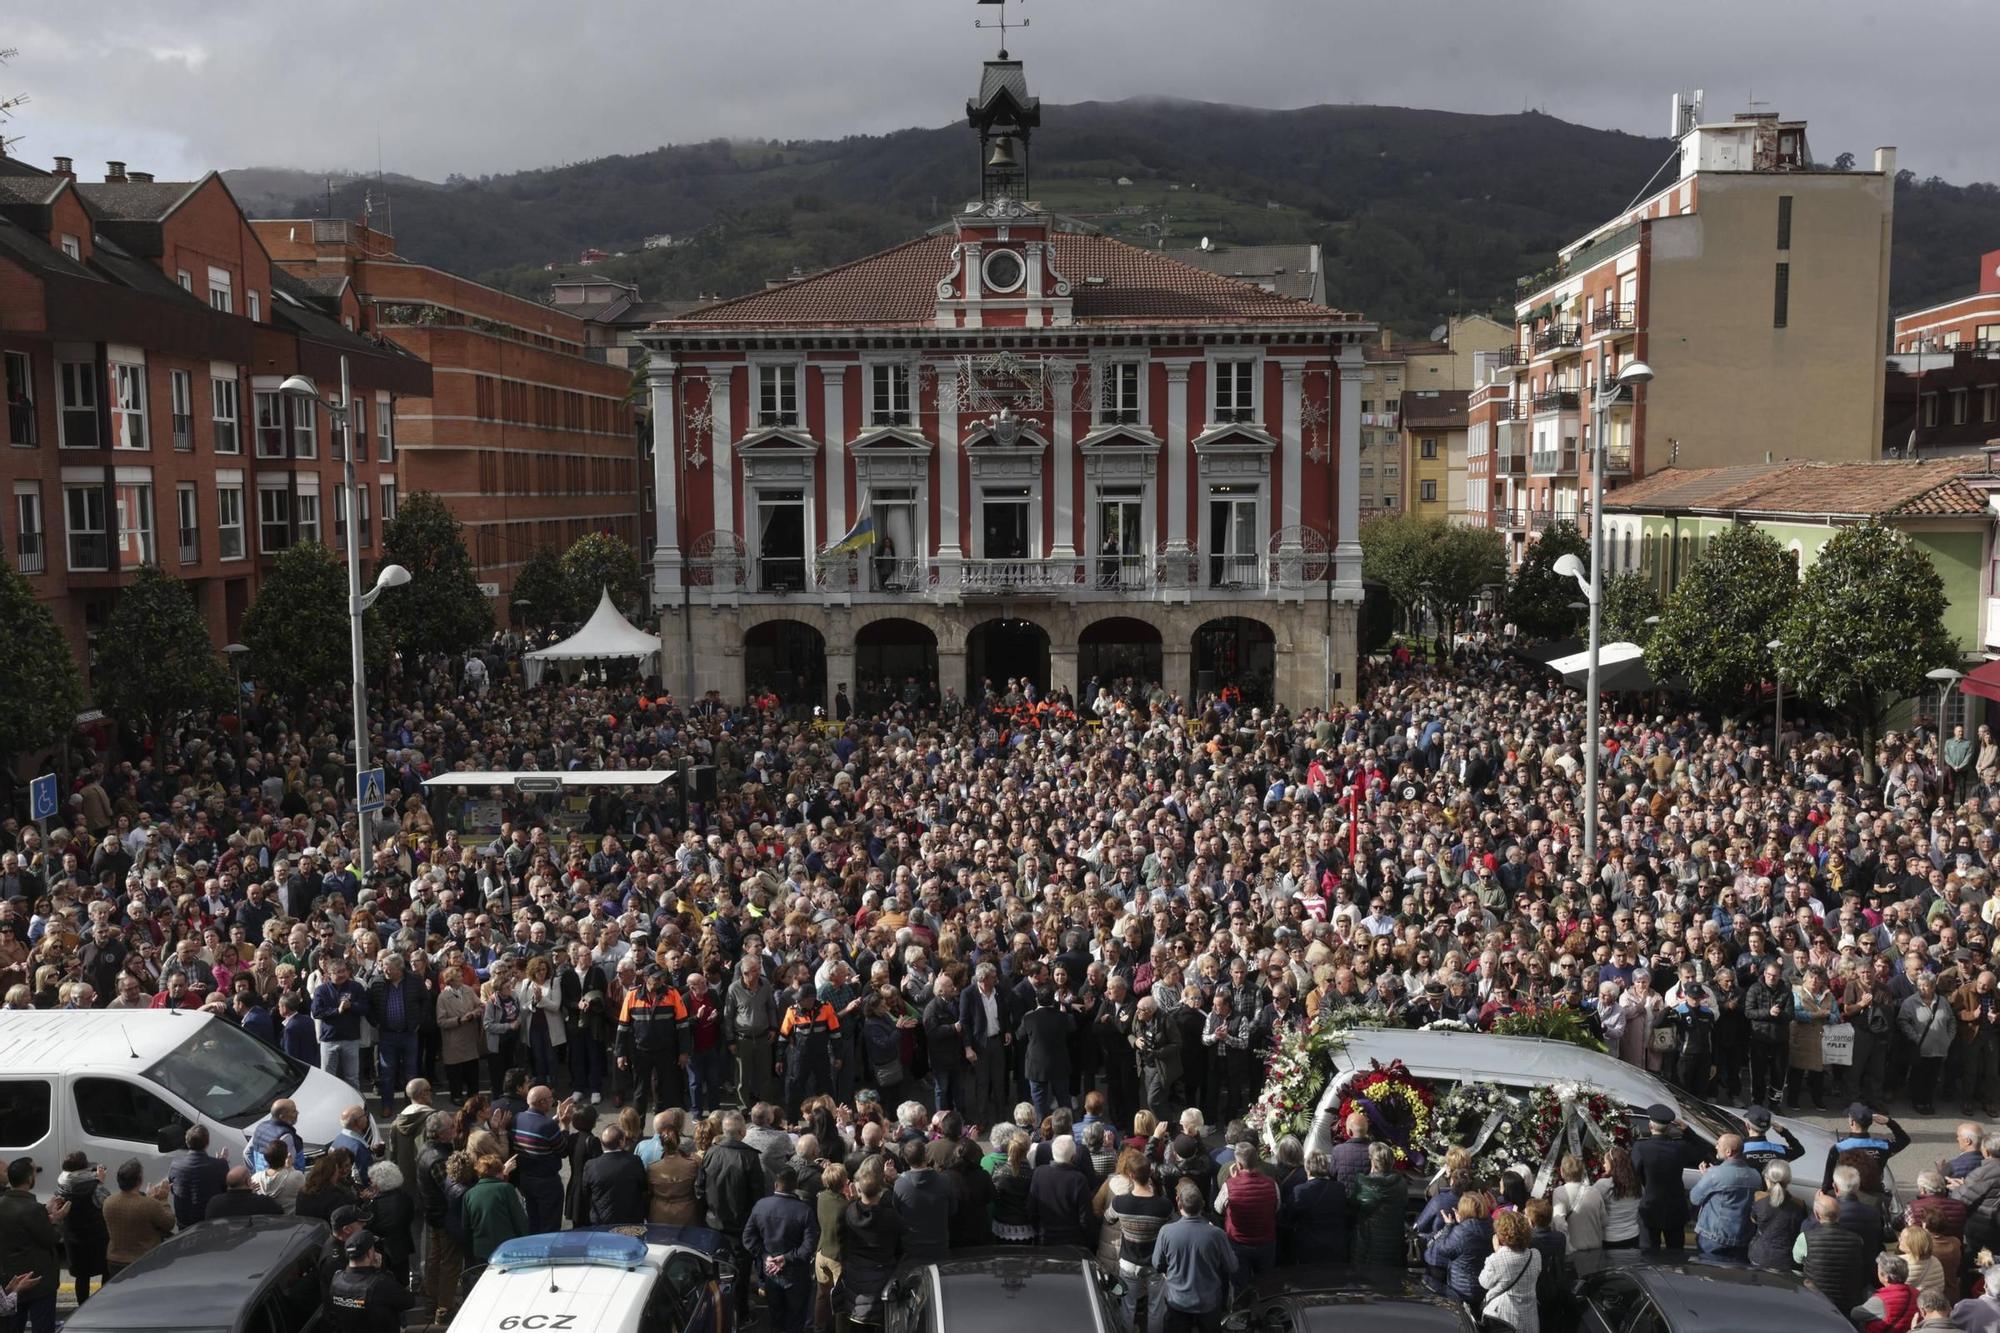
[638,59,1373,709]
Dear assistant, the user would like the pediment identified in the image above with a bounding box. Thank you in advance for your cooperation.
[1192,422,1279,455]
[738,426,819,454]
[1079,423,1163,454]
[850,424,933,453]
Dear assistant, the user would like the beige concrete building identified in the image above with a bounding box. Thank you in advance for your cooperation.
[1356,315,1512,522]
[1470,95,1895,562]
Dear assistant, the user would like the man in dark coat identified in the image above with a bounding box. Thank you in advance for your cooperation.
[1628,1104,1708,1251]
[1027,1136,1097,1248]
[696,1112,768,1326]
[922,975,967,1116]
[742,1166,817,1333]
[579,1125,649,1225]
[1016,988,1075,1126]
[168,1125,229,1228]
[1131,996,1182,1117]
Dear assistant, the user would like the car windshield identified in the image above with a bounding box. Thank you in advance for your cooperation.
[1673,1092,1743,1143]
[142,1020,304,1126]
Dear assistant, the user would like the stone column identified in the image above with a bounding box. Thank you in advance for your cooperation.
[1335,346,1364,597]
[1165,363,1191,550]
[1049,642,1080,703]
[824,644,855,716]
[936,369,962,589]
[823,366,847,548]
[1280,362,1304,536]
[1050,361,1076,557]
[938,648,968,703]
[648,360,681,600]
[711,366,736,590]
[1161,642,1194,701]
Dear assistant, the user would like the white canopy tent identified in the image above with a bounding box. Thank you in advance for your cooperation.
[522,587,661,685]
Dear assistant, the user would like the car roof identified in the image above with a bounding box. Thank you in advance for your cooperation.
[452,1225,725,1333]
[0,1008,221,1069]
[1577,1251,1851,1331]
[1253,1264,1463,1309]
[930,1249,1106,1333]
[64,1217,328,1331]
[1330,1029,1682,1107]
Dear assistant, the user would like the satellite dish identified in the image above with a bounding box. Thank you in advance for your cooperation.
[1200,236,1211,251]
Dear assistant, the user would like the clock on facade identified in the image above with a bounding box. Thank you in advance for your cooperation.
[982,248,1025,293]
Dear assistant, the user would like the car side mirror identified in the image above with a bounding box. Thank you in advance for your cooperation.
[157,1125,184,1154]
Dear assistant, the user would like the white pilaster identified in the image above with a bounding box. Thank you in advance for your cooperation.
[937,380,961,563]
[1165,363,1191,549]
[824,366,846,542]
[1280,362,1304,536]
[1051,362,1075,557]
[648,360,681,597]
[712,365,736,542]
[1335,345,1364,597]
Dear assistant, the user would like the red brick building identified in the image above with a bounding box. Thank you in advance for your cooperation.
[253,219,639,609]
[1894,249,2000,352]
[638,56,1374,709]
[0,154,427,677]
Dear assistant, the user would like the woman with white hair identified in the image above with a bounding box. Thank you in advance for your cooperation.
[1747,1161,1804,1271]
[1951,1263,2000,1333]
[365,1160,417,1283]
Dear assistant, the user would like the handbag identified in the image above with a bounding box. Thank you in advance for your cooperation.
[1649,1024,1679,1054]
[1477,1252,1531,1333]
[871,1058,902,1087]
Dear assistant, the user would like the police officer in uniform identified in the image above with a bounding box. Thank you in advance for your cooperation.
[1818,1102,1911,1195]
[327,1231,415,1333]
[1738,1106,1807,1172]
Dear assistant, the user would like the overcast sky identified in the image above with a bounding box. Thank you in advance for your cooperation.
[7,0,1992,186]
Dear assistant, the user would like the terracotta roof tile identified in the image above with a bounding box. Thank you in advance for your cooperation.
[1604,460,1990,518]
[662,231,1362,331]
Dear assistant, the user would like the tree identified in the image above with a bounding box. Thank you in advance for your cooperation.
[1774,522,1958,774]
[378,491,491,655]
[1360,516,1506,633]
[1427,525,1507,630]
[1359,513,1431,630]
[0,553,84,767]
[1832,151,1857,171]
[1644,525,1796,715]
[1503,521,1590,641]
[1600,572,1662,644]
[512,547,570,627]
[242,543,389,701]
[561,531,647,620]
[93,566,230,743]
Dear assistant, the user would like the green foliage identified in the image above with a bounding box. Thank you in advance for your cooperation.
[1490,1006,1607,1052]
[561,531,648,620]
[92,566,229,739]
[512,548,570,628]
[1600,572,1662,644]
[1361,515,1505,630]
[1773,522,1958,747]
[1504,521,1590,641]
[379,491,491,655]
[0,553,84,764]
[1644,526,1797,716]
[242,543,387,701]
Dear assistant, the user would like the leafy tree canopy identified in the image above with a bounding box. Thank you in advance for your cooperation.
[1360,515,1506,630]
[561,531,647,621]
[1644,525,1796,716]
[242,543,389,702]
[512,548,570,628]
[1600,572,1662,645]
[0,554,84,764]
[379,491,491,655]
[93,566,230,740]
[1503,521,1591,642]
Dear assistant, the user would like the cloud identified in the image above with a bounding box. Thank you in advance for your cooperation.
[4,0,1993,186]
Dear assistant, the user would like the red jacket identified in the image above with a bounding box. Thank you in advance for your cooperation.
[1223,1169,1279,1247]
[1863,1281,1919,1333]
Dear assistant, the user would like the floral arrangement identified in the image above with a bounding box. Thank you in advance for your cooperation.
[1421,1077,1629,1182]
[1490,1006,1607,1053]
[1334,1060,1436,1169]
[1421,1018,1475,1034]
[1250,1009,1365,1142]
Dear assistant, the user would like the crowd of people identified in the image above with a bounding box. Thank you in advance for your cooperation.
[5,629,2000,1331]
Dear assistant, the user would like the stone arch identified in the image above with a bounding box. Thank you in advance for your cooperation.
[1078,615,1164,694]
[853,616,941,713]
[743,617,827,713]
[966,616,1052,699]
[1192,613,1278,707]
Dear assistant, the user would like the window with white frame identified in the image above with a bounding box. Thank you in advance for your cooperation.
[865,485,918,591]
[60,234,80,261]
[211,377,240,453]
[5,350,34,446]
[869,362,911,426]
[291,396,316,458]
[176,482,198,564]
[295,490,319,543]
[177,270,192,293]
[1207,483,1260,586]
[358,483,371,547]
[57,362,95,447]
[64,484,107,570]
[257,486,291,553]
[247,291,260,323]
[13,485,44,574]
[379,481,397,524]
[1212,358,1256,422]
[352,397,367,458]
[114,480,154,565]
[334,483,349,547]
[207,266,232,313]
[216,482,245,560]
[254,390,284,457]
[170,370,193,450]
[756,363,798,427]
[111,362,147,449]
[1986,386,2000,423]
[1098,360,1142,423]
[753,487,807,590]
[1953,389,1970,426]
[1094,484,1146,589]
[377,395,394,461]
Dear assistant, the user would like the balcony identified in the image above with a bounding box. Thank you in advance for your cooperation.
[754,555,809,593]
[1530,449,1578,476]
[1529,510,1556,532]
[1088,553,1155,592]
[960,558,1077,597]
[1591,303,1635,332]
[813,553,930,594]
[1494,508,1525,530]
[67,532,109,571]
[15,532,43,574]
[1532,324,1581,354]
[1533,388,1580,413]
[1489,345,1523,368]
[172,413,193,451]
[1208,552,1264,590]
[178,527,198,565]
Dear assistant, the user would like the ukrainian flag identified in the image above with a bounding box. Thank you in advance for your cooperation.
[827,513,877,555]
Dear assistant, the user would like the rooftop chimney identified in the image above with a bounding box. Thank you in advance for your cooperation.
[52,156,73,178]
[128,171,154,183]
[105,161,127,183]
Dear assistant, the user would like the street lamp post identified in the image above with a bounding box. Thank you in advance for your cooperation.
[1767,637,1785,769]
[1928,666,1965,739]
[1554,359,1654,868]
[281,362,411,877]
[224,643,250,770]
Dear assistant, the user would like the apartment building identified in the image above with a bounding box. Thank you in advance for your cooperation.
[254,219,638,605]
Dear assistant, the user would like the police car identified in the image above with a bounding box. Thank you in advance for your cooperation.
[450,1227,736,1333]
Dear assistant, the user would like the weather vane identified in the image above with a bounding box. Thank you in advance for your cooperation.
[974,0,1026,59]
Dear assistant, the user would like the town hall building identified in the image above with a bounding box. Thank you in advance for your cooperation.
[638,54,1373,711]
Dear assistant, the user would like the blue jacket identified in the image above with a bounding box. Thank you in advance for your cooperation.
[1688,1158,1762,1248]
[1152,1216,1241,1315]
[742,1190,818,1287]
[246,1115,307,1173]
[282,1011,320,1066]
[311,978,368,1043]
[1424,1216,1494,1303]
[168,1149,228,1228]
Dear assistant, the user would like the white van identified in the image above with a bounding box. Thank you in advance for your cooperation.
[0,1009,364,1195]
[1289,1028,1874,1204]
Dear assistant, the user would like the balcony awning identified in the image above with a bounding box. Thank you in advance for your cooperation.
[1962,658,2000,703]
[1525,301,1554,324]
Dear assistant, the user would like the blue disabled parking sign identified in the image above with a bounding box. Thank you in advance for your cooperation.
[357,767,387,814]
[29,773,58,822]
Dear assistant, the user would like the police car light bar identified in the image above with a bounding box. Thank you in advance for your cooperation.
[490,1232,649,1271]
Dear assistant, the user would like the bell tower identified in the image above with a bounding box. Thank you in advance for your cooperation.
[967,57,1039,204]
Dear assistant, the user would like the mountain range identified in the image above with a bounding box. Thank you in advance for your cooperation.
[224,99,2000,333]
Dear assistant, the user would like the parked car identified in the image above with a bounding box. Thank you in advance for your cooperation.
[1288,1029,1867,1203]
[62,1215,327,1333]
[1229,1266,1479,1333]
[1571,1249,1851,1333]
[0,1010,365,1199]
[449,1226,736,1333]
[880,1247,1128,1333]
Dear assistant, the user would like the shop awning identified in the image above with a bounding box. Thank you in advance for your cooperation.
[1961,658,2000,703]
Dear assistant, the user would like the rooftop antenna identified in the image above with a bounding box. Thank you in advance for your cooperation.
[0,49,28,156]
[974,0,1027,59]
[375,126,392,237]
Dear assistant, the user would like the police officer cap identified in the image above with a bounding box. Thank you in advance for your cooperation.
[1645,1103,1675,1125]
[346,1229,379,1261]
[1847,1102,1874,1124]
[1743,1106,1773,1130]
